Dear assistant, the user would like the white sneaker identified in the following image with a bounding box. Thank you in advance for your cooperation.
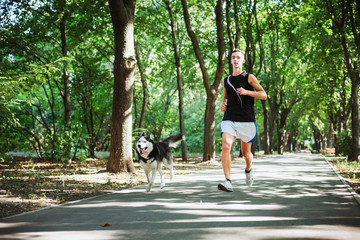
[218,180,233,192]
[245,170,254,186]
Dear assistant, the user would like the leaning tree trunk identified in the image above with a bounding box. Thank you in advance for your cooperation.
[107,0,136,173]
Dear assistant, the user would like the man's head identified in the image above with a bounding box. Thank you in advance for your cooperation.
[231,49,245,67]
[232,49,245,56]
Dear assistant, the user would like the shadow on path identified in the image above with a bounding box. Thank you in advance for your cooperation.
[1,153,360,240]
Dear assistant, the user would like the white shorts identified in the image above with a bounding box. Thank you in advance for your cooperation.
[220,121,257,143]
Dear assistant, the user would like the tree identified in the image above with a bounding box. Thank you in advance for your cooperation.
[164,0,187,161]
[107,0,136,173]
[134,46,148,130]
[56,0,71,129]
[233,0,265,154]
[324,0,360,161]
[181,0,226,161]
[0,0,78,160]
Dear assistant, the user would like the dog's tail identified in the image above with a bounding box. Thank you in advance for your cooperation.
[163,134,184,148]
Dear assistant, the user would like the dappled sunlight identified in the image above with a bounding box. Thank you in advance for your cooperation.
[1,153,360,239]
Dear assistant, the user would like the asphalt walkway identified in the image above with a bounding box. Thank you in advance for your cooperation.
[1,153,360,240]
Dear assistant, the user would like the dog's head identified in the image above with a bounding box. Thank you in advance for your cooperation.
[136,133,154,157]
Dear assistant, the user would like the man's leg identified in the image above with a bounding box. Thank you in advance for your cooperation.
[218,132,236,192]
[221,132,236,179]
[241,140,254,186]
[241,140,253,171]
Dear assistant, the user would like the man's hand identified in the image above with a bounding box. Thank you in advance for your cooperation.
[237,87,248,95]
[220,100,227,111]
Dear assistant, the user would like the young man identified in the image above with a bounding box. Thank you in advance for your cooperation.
[218,49,267,192]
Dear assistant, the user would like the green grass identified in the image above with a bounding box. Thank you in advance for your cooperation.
[333,159,360,180]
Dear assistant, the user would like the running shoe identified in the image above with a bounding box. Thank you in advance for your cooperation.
[217,180,233,192]
[246,170,254,186]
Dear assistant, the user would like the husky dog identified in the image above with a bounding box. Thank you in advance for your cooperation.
[136,133,183,192]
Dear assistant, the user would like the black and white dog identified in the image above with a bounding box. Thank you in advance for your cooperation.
[136,133,183,192]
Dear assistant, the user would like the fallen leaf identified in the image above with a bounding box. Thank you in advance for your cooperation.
[100,222,112,227]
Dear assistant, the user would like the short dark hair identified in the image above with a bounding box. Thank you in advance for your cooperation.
[232,49,245,56]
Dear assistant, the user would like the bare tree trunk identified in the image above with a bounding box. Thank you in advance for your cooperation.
[181,0,225,161]
[107,0,136,173]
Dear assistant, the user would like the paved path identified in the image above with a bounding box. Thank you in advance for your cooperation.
[1,153,360,240]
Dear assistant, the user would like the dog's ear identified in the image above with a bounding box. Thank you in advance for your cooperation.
[141,132,145,137]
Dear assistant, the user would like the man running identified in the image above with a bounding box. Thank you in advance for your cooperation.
[218,49,267,192]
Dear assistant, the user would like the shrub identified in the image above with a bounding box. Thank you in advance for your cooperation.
[335,130,352,160]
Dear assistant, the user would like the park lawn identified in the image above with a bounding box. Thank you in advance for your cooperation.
[0,156,221,218]
[330,158,360,195]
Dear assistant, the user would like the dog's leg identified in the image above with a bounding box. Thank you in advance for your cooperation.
[145,169,151,183]
[141,161,151,183]
[146,161,158,192]
[158,162,165,189]
[163,153,174,181]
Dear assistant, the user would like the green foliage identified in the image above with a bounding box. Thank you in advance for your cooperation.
[335,130,352,159]
[0,0,358,160]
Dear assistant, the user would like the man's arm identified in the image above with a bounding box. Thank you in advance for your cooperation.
[237,74,267,100]
[220,79,228,111]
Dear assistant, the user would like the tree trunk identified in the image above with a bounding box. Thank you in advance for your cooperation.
[181,0,225,162]
[135,46,147,129]
[58,1,71,128]
[261,100,270,154]
[340,30,360,161]
[107,0,136,173]
[340,29,360,161]
[164,0,187,161]
[268,97,279,153]
[350,77,360,160]
[203,92,217,161]
[225,0,241,74]
[89,102,96,158]
[56,0,71,161]
[277,97,298,154]
[277,124,285,155]
[267,32,279,153]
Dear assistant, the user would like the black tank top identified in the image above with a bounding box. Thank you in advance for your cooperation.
[222,72,255,122]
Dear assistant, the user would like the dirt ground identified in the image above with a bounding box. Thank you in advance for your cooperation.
[1,155,359,219]
[0,156,221,219]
